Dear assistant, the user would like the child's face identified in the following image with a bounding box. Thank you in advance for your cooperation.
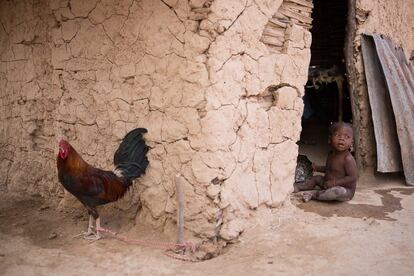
[331,127,353,152]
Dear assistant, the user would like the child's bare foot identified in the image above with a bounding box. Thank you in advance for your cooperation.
[293,181,305,193]
[302,191,315,202]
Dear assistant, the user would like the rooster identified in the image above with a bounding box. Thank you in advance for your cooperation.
[57,128,149,240]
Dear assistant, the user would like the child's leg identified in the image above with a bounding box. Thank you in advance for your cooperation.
[313,186,352,202]
[294,175,324,192]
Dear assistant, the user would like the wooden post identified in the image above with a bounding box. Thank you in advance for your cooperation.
[175,174,184,246]
[344,0,361,168]
[336,78,344,122]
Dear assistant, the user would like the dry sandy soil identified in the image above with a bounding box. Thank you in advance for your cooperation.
[1,173,414,275]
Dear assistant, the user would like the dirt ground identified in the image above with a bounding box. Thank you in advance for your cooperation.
[1,172,414,275]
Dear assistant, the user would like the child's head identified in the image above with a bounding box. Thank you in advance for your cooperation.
[329,122,353,152]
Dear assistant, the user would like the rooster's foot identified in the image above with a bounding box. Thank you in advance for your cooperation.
[83,231,102,241]
[73,229,96,238]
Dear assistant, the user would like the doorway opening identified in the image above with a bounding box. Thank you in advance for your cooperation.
[298,0,352,166]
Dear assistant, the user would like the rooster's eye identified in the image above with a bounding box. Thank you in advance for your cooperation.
[59,147,67,158]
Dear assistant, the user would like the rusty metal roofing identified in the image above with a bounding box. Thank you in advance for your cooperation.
[361,34,414,186]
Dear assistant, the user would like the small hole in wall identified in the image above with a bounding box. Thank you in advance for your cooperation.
[211,177,222,185]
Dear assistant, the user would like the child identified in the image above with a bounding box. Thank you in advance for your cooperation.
[294,122,358,202]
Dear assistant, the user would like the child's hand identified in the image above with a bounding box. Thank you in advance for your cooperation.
[324,178,336,188]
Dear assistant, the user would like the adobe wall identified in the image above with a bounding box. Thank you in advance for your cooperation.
[0,0,311,256]
[351,0,414,169]
[0,0,56,195]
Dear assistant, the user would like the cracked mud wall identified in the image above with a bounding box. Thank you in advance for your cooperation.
[350,0,414,169]
[0,0,56,196]
[1,0,311,247]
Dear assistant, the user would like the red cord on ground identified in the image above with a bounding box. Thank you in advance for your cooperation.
[98,227,199,262]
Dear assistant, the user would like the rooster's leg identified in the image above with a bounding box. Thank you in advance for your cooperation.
[73,215,96,238]
[84,217,102,240]
[83,207,102,240]
[95,217,102,239]
[84,215,96,236]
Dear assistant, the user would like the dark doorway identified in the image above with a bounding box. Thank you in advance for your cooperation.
[299,0,352,165]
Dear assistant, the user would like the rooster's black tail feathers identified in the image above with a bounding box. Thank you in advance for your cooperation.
[114,128,149,182]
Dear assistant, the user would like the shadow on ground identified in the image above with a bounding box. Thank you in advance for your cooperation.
[296,188,414,221]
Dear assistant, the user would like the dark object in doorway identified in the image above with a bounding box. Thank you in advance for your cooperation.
[295,154,313,183]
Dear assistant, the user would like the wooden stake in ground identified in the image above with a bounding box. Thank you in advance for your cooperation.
[175,174,185,248]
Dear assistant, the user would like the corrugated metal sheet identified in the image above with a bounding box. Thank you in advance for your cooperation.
[361,35,402,172]
[361,34,414,186]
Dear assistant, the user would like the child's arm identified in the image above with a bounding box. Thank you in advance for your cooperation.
[333,155,358,189]
[312,163,326,173]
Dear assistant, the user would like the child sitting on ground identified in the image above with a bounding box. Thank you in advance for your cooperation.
[294,122,358,202]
